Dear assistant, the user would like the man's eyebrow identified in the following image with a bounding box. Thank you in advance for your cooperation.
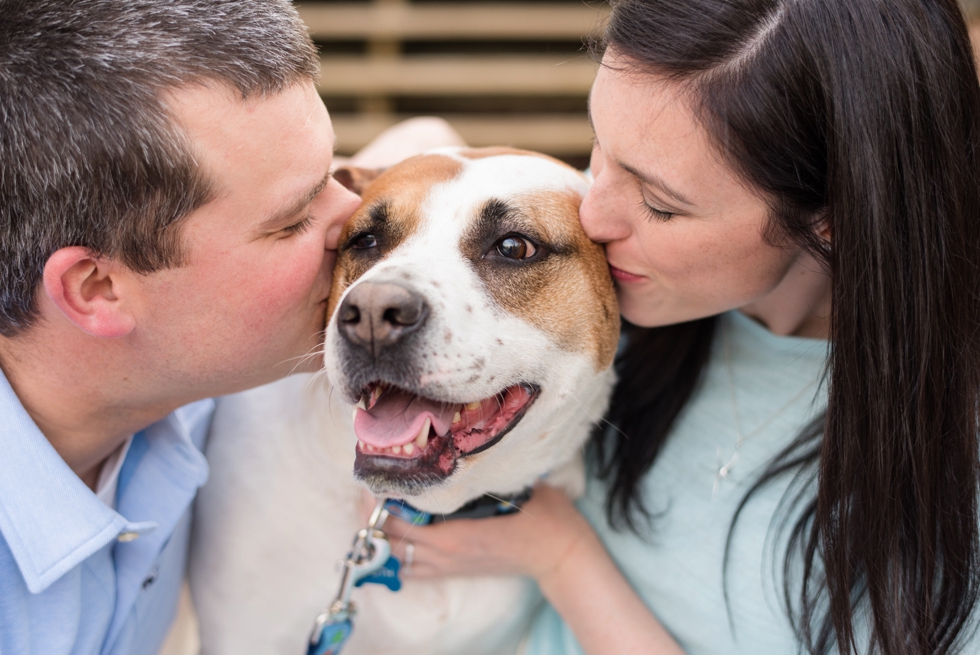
[258,169,332,232]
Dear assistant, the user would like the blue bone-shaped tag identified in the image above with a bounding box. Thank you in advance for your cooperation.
[307,618,353,655]
[354,555,402,591]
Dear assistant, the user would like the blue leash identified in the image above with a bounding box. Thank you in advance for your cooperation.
[306,492,530,655]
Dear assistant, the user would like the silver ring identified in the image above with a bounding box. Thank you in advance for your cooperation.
[404,542,415,570]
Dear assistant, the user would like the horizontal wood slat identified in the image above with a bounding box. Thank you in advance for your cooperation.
[318,54,597,95]
[298,3,609,40]
[332,113,594,154]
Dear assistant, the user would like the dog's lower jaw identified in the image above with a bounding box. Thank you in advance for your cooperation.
[354,432,456,495]
[360,367,613,516]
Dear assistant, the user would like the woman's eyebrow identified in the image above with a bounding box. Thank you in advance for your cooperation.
[618,159,693,207]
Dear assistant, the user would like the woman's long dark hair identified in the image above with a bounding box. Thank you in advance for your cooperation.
[592,1,980,653]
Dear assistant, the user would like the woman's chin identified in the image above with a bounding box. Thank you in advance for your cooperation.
[617,292,672,328]
[617,292,725,329]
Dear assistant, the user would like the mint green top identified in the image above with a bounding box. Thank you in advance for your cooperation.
[527,311,830,654]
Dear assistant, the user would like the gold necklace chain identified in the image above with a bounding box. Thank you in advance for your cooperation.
[712,320,819,499]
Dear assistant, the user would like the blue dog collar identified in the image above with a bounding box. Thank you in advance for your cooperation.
[383,488,533,526]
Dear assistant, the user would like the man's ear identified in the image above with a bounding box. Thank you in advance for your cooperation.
[42,247,136,338]
[333,166,385,196]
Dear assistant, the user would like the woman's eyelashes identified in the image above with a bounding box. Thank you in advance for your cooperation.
[637,184,682,222]
[640,199,676,222]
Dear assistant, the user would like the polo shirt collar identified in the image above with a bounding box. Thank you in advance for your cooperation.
[0,368,173,593]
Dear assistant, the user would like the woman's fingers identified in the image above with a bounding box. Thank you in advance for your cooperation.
[386,522,480,572]
[365,484,594,581]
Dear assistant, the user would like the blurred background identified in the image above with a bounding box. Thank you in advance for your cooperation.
[297,0,609,168]
[298,0,980,169]
[964,0,980,49]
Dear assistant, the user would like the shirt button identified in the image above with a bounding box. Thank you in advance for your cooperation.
[117,531,140,542]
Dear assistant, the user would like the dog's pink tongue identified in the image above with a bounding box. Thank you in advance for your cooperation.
[354,389,456,448]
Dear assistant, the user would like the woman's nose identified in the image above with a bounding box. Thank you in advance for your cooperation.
[580,166,631,244]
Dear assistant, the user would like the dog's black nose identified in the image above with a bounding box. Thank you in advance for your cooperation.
[339,281,428,353]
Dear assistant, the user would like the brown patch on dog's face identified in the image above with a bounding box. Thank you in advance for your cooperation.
[460,189,619,370]
[327,154,463,319]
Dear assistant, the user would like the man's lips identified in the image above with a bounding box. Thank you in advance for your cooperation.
[609,264,645,283]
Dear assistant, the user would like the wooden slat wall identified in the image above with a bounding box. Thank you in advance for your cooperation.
[302,1,980,160]
[317,55,596,96]
[297,0,608,160]
[332,113,595,154]
[302,2,607,40]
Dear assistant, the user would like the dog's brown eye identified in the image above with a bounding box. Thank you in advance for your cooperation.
[496,236,535,259]
[353,233,378,250]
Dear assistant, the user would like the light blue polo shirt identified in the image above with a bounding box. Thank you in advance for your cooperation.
[0,367,213,655]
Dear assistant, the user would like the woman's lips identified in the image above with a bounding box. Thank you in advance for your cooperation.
[609,264,645,283]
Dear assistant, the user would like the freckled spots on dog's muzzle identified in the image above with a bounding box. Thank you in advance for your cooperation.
[339,281,429,356]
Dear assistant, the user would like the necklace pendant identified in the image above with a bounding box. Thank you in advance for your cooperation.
[718,450,738,479]
[712,447,739,499]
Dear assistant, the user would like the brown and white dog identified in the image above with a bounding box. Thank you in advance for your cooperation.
[189,148,619,655]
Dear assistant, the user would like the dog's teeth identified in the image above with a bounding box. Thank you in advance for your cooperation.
[403,443,415,455]
[371,386,383,404]
[415,417,431,450]
[452,411,462,424]
[392,444,402,455]
[355,398,367,411]
[465,401,481,411]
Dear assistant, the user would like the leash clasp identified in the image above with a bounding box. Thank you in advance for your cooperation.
[307,500,391,655]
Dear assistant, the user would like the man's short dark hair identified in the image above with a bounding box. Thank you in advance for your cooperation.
[0,0,320,336]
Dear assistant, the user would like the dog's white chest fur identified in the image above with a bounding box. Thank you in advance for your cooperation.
[189,148,618,654]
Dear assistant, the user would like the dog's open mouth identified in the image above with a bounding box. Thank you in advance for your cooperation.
[352,381,539,493]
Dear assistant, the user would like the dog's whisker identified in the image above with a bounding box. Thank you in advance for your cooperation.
[554,382,625,437]
[281,339,328,377]
[483,492,536,520]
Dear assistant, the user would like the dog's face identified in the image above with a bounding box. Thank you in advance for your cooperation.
[324,147,618,511]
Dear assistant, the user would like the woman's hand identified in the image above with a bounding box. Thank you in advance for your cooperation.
[372,485,687,655]
[379,484,597,584]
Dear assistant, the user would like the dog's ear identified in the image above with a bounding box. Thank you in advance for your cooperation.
[334,166,385,196]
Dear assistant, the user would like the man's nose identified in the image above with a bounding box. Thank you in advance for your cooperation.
[338,281,429,356]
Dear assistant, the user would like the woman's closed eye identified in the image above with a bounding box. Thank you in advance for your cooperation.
[640,200,676,222]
